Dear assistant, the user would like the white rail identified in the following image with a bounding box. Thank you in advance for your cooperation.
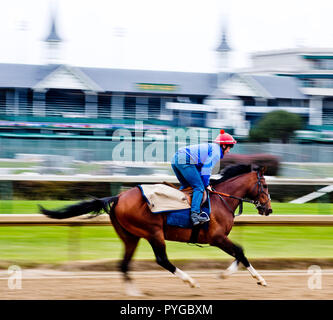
[0,214,333,226]
[0,174,333,185]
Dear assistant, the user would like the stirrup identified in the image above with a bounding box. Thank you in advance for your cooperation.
[198,212,210,221]
[191,212,210,226]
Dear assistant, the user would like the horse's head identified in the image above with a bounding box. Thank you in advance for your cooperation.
[247,165,273,216]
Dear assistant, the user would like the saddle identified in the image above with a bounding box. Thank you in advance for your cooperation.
[162,181,210,244]
[138,182,208,214]
[162,181,207,205]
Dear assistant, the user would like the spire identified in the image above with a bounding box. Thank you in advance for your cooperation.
[45,8,61,42]
[216,21,232,78]
[43,1,62,64]
[216,28,231,52]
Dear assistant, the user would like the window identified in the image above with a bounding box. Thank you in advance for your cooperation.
[239,96,255,106]
[45,89,85,117]
[276,99,292,107]
[98,93,111,118]
[311,59,333,70]
[124,96,136,118]
[148,97,161,119]
[301,79,314,87]
[267,99,277,106]
[0,89,6,114]
[191,111,206,127]
[177,96,190,103]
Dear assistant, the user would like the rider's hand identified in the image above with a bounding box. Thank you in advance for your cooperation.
[206,185,212,192]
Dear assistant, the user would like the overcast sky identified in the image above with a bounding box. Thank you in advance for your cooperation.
[1,0,333,72]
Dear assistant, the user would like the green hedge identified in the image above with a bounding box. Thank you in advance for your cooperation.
[219,153,280,176]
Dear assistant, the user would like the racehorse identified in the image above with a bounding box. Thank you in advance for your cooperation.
[39,164,272,296]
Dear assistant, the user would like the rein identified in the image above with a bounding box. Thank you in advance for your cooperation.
[209,171,271,217]
[209,187,254,217]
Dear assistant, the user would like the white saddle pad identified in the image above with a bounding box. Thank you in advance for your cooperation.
[139,184,191,213]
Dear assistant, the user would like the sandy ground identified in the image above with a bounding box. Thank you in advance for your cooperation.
[0,268,332,300]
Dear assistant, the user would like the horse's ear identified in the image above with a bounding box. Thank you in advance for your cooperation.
[252,164,266,175]
[259,166,266,175]
[251,164,259,172]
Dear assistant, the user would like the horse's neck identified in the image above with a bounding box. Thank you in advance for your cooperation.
[214,173,253,210]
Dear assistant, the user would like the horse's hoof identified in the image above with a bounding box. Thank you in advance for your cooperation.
[191,282,200,288]
[257,280,268,287]
[125,282,144,297]
[185,279,200,288]
[126,288,144,297]
[220,272,229,279]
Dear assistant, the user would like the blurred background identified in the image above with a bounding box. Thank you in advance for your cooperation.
[0,0,332,268]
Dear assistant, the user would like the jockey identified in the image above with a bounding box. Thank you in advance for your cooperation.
[171,130,237,226]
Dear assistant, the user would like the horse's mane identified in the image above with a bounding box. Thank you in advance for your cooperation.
[211,164,255,185]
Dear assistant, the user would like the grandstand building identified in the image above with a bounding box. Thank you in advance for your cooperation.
[0,10,326,140]
[246,48,333,128]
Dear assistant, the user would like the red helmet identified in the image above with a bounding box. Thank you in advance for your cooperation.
[214,129,237,145]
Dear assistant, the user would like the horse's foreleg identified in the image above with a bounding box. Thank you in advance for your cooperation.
[174,267,200,288]
[221,259,239,278]
[149,234,199,288]
[246,264,267,287]
[213,236,267,286]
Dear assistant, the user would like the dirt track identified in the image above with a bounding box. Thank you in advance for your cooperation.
[0,268,332,300]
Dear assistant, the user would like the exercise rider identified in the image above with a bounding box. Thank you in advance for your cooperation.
[171,130,237,226]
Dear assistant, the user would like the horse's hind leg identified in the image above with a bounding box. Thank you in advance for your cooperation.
[120,236,143,296]
[110,216,142,296]
[213,235,267,286]
[148,233,199,288]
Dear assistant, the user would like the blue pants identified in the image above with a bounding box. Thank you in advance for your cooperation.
[171,156,205,214]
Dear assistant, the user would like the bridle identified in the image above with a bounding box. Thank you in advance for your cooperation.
[209,170,271,217]
[251,170,271,213]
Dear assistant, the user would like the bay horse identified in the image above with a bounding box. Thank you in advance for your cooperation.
[39,164,272,296]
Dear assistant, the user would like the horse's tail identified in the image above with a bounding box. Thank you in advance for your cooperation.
[38,196,118,219]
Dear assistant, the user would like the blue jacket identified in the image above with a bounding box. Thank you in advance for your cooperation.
[172,143,224,187]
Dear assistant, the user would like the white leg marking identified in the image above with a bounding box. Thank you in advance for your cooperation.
[221,260,239,279]
[174,268,200,288]
[125,280,144,296]
[247,265,267,286]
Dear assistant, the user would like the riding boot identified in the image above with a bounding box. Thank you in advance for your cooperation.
[191,211,210,226]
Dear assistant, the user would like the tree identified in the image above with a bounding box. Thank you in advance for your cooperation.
[249,110,303,143]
